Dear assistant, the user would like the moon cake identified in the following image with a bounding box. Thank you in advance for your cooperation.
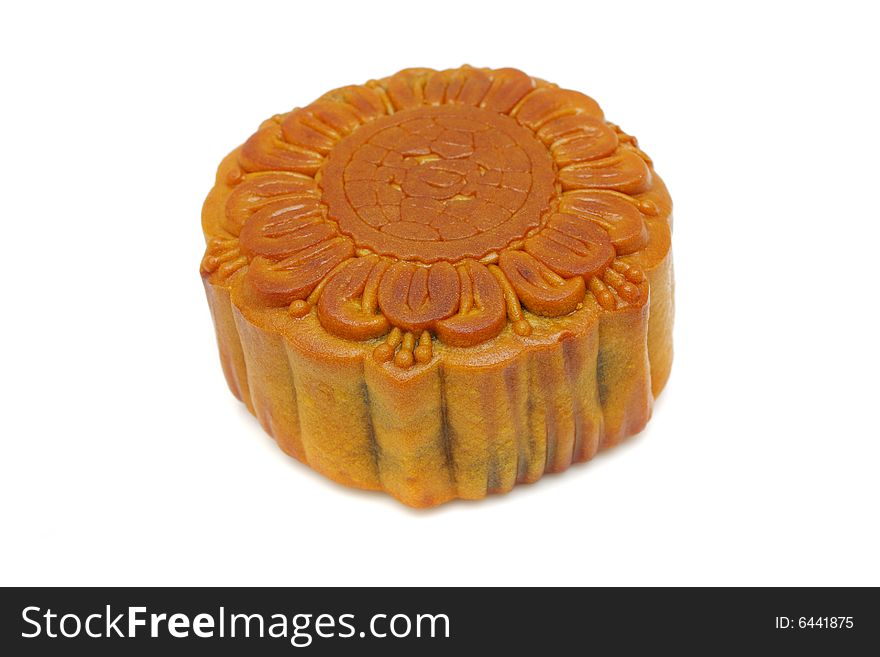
[200,66,674,507]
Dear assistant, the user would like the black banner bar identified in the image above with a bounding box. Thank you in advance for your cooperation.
[2,587,877,654]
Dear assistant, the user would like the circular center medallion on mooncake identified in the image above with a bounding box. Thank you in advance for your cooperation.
[321,105,556,263]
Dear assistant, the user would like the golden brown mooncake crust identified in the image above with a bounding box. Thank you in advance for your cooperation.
[200,66,674,507]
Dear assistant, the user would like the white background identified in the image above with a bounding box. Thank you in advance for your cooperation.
[2,1,878,587]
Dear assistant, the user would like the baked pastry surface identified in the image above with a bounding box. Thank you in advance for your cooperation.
[200,66,674,507]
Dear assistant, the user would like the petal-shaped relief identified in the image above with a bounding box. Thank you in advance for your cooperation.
[239,121,324,175]
[602,262,643,305]
[524,213,615,280]
[200,237,246,281]
[316,255,391,340]
[558,191,648,255]
[224,172,320,235]
[435,260,506,347]
[245,237,354,307]
[545,116,619,165]
[280,109,340,155]
[498,250,586,317]
[480,68,535,113]
[383,68,435,111]
[239,198,332,260]
[536,113,613,146]
[302,99,363,137]
[423,66,492,107]
[558,149,652,195]
[377,260,460,332]
[318,85,387,123]
[512,88,603,130]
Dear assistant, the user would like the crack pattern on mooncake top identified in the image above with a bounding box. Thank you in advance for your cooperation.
[322,104,555,263]
[202,66,660,368]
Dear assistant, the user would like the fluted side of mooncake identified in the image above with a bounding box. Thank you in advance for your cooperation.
[202,243,669,508]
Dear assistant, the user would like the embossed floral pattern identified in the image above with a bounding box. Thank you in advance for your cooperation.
[202,66,659,367]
